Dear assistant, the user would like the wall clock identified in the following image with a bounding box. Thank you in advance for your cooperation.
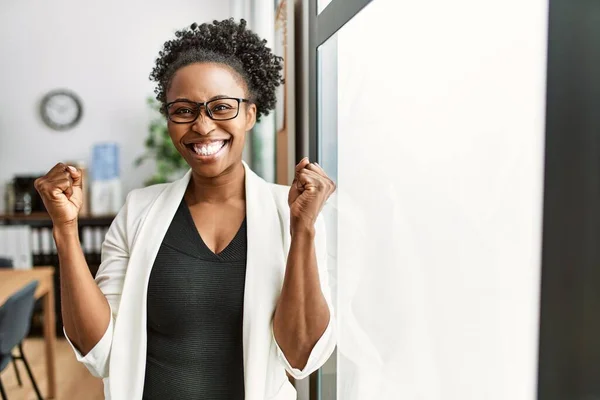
[40,89,83,131]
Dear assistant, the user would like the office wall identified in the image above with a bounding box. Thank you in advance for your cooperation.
[0,0,230,213]
[323,0,548,398]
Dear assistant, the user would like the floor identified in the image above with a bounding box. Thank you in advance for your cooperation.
[1,338,104,400]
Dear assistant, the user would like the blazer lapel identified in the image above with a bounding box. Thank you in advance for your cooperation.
[110,170,192,400]
[242,162,287,400]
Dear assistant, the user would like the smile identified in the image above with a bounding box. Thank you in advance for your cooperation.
[185,140,229,160]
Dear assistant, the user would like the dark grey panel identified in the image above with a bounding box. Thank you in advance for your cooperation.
[316,0,373,46]
[538,0,600,399]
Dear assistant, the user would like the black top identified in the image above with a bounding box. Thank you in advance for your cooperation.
[142,200,247,400]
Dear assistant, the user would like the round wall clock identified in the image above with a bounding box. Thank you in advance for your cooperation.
[40,89,83,131]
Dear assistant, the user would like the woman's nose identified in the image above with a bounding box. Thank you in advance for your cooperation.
[191,110,216,135]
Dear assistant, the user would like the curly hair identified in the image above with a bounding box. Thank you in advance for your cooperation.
[149,18,284,122]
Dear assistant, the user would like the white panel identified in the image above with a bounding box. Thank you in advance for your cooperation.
[320,0,549,398]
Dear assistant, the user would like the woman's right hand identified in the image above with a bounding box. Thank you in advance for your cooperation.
[35,163,83,228]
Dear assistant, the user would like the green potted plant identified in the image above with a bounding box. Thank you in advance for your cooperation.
[135,97,188,185]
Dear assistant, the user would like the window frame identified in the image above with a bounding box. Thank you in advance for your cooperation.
[306,0,373,398]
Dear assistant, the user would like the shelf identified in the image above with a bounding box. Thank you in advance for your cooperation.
[0,212,53,221]
[0,213,116,226]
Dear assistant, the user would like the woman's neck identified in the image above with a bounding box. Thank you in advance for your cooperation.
[187,162,246,204]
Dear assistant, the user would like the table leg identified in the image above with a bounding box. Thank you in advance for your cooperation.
[42,284,57,399]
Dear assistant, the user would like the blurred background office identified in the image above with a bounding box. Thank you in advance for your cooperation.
[1,0,600,399]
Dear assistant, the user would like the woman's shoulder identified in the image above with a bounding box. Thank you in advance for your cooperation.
[104,182,174,247]
[126,182,171,204]
[119,182,173,222]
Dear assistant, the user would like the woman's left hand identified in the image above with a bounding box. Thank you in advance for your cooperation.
[288,157,336,235]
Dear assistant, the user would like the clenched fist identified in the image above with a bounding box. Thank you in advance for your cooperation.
[288,157,336,235]
[34,163,83,227]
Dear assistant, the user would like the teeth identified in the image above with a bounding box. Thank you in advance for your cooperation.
[193,140,225,156]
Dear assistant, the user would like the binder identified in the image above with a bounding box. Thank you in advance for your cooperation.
[0,226,33,269]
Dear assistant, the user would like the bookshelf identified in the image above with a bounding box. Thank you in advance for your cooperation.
[0,213,115,336]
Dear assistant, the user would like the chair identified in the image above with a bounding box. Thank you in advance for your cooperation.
[0,281,43,400]
[0,258,19,388]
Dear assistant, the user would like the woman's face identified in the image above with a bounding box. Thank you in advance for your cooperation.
[166,62,256,178]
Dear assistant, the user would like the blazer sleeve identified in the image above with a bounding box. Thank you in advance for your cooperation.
[64,193,131,378]
[273,213,337,380]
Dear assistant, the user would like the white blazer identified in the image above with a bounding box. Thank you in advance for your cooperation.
[67,162,336,400]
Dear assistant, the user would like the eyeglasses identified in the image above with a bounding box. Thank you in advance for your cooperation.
[165,97,250,123]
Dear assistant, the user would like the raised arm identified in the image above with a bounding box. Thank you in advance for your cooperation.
[35,163,110,354]
[273,158,336,373]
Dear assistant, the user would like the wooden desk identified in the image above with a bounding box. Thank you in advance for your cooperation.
[0,267,56,399]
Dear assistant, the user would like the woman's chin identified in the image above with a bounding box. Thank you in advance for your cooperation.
[187,157,243,180]
[190,161,228,178]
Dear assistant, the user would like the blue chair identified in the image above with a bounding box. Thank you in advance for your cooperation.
[0,258,18,390]
[0,280,43,400]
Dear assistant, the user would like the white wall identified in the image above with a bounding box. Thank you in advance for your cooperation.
[0,0,230,213]
[321,0,548,399]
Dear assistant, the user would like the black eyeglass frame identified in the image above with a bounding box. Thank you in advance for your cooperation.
[165,97,250,123]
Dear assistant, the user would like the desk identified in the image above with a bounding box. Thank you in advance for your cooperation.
[0,267,56,399]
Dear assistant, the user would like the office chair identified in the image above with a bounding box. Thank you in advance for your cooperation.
[0,280,43,400]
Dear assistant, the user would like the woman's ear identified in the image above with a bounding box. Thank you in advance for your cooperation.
[245,103,257,131]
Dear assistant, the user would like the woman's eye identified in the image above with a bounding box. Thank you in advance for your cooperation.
[212,104,233,112]
[175,108,193,115]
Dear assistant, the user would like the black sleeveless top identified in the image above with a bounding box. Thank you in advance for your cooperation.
[142,200,247,400]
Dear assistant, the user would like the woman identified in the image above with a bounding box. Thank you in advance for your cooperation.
[34,18,336,400]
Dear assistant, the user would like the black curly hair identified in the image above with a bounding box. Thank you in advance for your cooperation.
[149,18,284,123]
